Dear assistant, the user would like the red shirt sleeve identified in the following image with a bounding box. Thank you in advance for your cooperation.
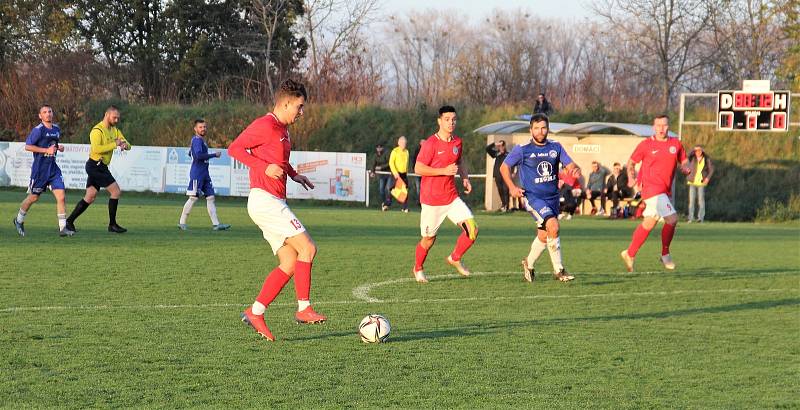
[228,120,269,174]
[629,140,645,163]
[416,139,434,166]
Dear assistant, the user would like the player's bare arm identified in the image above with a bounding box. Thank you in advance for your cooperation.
[414,161,457,177]
[500,163,523,198]
[457,156,471,194]
[678,159,691,175]
[292,174,314,190]
[25,144,56,155]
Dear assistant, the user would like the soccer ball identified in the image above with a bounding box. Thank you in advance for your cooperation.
[358,314,390,343]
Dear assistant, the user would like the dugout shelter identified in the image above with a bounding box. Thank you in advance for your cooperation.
[476,120,677,211]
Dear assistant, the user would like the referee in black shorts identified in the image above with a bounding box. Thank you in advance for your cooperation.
[66,106,131,233]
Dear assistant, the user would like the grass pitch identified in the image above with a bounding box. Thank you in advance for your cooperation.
[1,190,798,408]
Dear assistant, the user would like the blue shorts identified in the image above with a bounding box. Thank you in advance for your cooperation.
[524,195,560,230]
[28,167,65,195]
[187,175,215,197]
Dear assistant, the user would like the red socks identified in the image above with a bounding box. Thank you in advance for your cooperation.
[294,261,312,301]
[255,267,291,307]
[450,232,475,261]
[661,223,676,256]
[414,243,429,271]
[627,225,652,257]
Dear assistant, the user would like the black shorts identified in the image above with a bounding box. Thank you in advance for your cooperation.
[85,159,116,189]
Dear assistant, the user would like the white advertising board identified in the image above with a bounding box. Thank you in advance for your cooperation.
[0,142,366,202]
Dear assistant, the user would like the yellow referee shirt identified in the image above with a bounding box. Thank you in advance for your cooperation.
[89,122,131,165]
[389,147,409,175]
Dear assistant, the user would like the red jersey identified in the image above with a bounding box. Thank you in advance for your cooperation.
[559,169,581,189]
[629,136,686,200]
[416,134,462,206]
[228,113,297,199]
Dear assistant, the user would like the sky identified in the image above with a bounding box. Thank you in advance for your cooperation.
[380,0,595,22]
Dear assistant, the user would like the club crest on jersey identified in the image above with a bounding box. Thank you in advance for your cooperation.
[534,161,557,184]
[452,146,459,155]
[549,150,557,158]
[669,146,677,154]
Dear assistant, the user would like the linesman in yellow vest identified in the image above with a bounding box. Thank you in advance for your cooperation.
[66,105,131,233]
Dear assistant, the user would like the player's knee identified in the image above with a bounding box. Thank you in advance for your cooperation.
[460,219,478,240]
[664,214,678,225]
[28,194,40,203]
[420,236,436,249]
[302,239,317,260]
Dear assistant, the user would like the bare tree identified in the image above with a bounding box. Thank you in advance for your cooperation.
[300,0,380,100]
[708,0,790,88]
[593,0,720,112]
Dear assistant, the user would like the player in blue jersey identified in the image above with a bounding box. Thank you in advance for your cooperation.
[500,113,580,282]
[177,119,231,231]
[13,105,74,237]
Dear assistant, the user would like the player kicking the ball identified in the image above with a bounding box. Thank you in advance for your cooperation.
[229,79,325,341]
[412,105,478,283]
[620,115,690,272]
[13,105,74,237]
[500,113,579,283]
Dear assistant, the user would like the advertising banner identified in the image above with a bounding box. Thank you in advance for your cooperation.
[0,142,366,203]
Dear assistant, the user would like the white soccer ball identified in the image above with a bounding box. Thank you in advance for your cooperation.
[358,314,390,343]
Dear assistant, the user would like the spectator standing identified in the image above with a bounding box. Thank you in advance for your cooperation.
[486,140,510,212]
[686,145,714,223]
[586,161,609,215]
[389,136,410,212]
[370,143,392,211]
[533,93,553,116]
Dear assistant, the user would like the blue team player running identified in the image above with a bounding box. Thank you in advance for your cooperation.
[177,119,231,231]
[500,113,581,283]
[13,105,74,237]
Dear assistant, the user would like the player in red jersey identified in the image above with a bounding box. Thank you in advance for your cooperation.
[412,106,478,283]
[620,115,691,272]
[228,80,325,341]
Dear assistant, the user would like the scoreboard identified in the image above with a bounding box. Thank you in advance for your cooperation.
[717,86,790,131]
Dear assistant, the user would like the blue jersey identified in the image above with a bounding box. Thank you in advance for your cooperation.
[503,139,573,200]
[189,135,215,178]
[25,123,62,175]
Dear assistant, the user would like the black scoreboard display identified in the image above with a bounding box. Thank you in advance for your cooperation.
[718,88,790,131]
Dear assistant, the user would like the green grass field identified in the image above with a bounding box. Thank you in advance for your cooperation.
[1,189,798,408]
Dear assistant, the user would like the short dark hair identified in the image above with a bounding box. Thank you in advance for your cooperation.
[613,162,621,167]
[438,105,456,117]
[39,104,52,112]
[655,114,669,121]
[106,105,120,114]
[497,140,506,147]
[376,143,384,148]
[529,113,550,127]
[276,79,307,101]
[194,118,206,126]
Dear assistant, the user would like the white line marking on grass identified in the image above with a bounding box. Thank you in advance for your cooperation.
[0,288,795,313]
[351,270,800,303]
[1,271,797,313]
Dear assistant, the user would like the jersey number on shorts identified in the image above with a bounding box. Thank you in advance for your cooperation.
[290,219,303,230]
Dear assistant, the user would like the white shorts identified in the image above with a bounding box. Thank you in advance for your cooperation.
[420,197,474,237]
[247,188,306,254]
[643,193,677,219]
